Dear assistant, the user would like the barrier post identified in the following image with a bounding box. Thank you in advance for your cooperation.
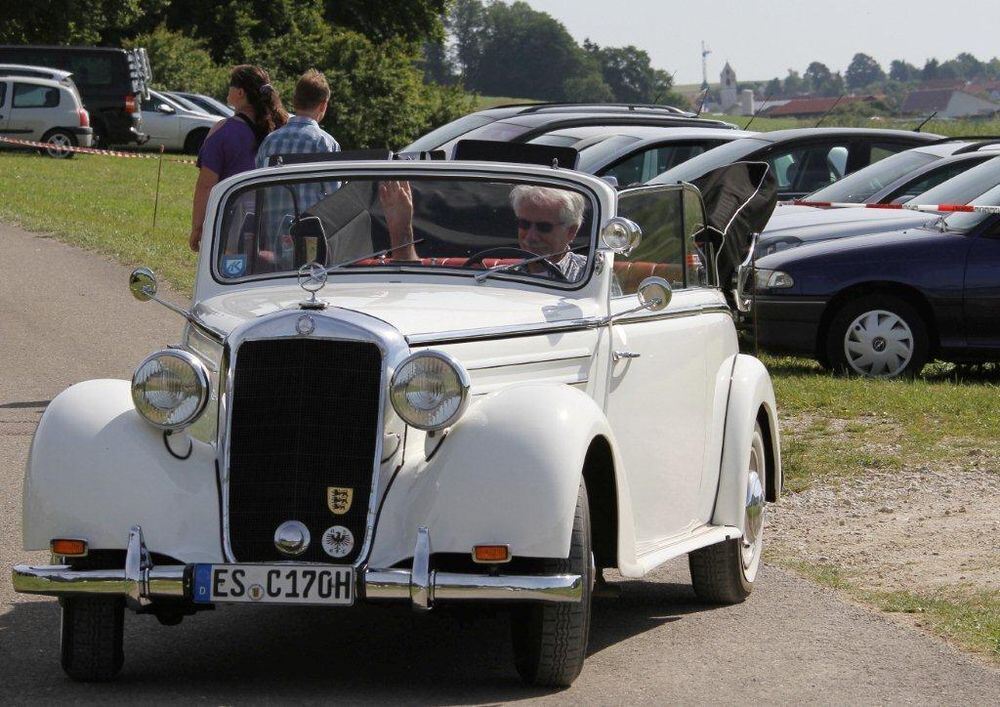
[151,144,165,233]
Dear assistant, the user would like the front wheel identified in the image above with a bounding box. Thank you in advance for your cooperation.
[825,294,929,379]
[510,481,592,687]
[60,596,125,681]
[689,422,767,604]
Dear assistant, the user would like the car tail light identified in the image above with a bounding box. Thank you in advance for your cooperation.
[51,538,88,557]
[124,94,137,113]
[79,108,90,128]
[472,545,510,563]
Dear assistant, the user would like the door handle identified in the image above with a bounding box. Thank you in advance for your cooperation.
[613,350,640,361]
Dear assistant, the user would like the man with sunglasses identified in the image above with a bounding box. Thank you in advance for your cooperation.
[380,182,587,282]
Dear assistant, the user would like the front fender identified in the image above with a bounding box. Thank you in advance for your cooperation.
[712,354,781,529]
[23,379,222,562]
[368,384,626,569]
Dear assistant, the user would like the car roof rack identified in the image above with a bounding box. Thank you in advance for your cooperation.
[952,139,1000,154]
[453,139,580,169]
[932,134,1000,144]
[489,101,693,116]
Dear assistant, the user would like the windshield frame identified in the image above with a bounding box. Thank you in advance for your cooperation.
[208,165,606,293]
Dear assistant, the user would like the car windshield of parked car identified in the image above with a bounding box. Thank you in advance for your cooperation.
[402,114,495,153]
[645,137,769,185]
[940,180,1000,232]
[804,149,939,203]
[907,155,1000,209]
[216,175,596,286]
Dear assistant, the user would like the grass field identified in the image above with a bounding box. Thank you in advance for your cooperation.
[1,134,997,660]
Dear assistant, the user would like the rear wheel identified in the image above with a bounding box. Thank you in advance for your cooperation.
[41,129,76,159]
[689,422,766,604]
[510,481,593,687]
[183,128,209,155]
[60,596,125,681]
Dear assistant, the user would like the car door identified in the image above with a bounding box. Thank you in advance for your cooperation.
[0,81,9,134]
[758,139,852,199]
[963,218,1000,352]
[8,82,60,140]
[140,94,179,147]
[603,185,733,551]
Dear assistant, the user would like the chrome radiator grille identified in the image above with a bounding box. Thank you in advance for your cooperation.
[226,338,382,564]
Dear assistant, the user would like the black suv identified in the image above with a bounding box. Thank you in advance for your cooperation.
[0,45,150,146]
[402,103,738,157]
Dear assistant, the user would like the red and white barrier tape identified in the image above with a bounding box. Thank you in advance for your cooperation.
[0,136,196,164]
[785,199,1000,215]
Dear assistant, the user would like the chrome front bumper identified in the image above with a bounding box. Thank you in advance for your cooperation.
[12,526,583,611]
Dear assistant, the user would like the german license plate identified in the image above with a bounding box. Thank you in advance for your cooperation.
[192,564,354,606]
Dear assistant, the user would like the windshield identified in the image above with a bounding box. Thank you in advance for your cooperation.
[646,137,769,185]
[805,149,938,203]
[402,114,495,152]
[216,175,596,287]
[908,156,1000,207]
[942,180,1000,232]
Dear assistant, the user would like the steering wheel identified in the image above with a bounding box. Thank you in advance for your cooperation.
[462,246,567,281]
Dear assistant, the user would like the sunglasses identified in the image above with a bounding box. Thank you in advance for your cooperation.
[516,218,563,233]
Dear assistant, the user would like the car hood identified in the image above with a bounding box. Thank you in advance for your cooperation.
[756,222,943,270]
[756,206,940,255]
[192,280,599,342]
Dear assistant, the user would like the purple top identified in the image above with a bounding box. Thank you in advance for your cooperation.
[196,116,258,181]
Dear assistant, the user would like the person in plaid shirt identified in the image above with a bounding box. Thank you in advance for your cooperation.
[255,69,340,264]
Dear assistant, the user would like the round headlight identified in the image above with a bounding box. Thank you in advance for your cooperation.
[131,349,210,430]
[390,351,470,431]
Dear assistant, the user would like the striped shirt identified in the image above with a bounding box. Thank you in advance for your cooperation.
[255,116,340,259]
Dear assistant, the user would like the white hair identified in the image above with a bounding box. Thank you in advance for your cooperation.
[509,185,585,228]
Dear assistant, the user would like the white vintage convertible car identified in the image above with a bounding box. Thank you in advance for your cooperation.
[13,151,781,687]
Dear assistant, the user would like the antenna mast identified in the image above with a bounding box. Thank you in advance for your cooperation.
[700,41,712,90]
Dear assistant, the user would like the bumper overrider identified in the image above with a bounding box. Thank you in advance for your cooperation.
[12,526,583,611]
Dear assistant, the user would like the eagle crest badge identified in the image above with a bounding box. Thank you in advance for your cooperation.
[327,487,353,515]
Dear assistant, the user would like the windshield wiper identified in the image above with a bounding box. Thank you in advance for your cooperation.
[474,245,590,283]
[324,238,424,274]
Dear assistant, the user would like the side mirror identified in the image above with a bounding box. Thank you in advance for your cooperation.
[129,267,157,301]
[637,276,672,312]
[600,217,642,255]
[157,103,175,114]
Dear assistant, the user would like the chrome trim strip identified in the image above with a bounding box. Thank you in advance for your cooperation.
[409,303,732,345]
[463,348,592,371]
[217,307,410,567]
[362,569,583,604]
[12,564,186,598]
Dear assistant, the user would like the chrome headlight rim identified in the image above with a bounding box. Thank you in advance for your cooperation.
[131,348,211,431]
[390,349,471,431]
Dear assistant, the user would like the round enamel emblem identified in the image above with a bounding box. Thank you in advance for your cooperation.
[296,314,315,335]
[321,525,355,558]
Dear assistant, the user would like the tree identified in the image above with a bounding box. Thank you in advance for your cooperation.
[889,59,918,83]
[449,0,487,83]
[783,70,804,96]
[323,0,447,44]
[804,61,836,96]
[0,0,153,45]
[922,58,940,81]
[845,53,885,90]
[763,77,783,99]
[587,42,665,103]
[124,26,228,96]
[563,73,615,102]
[472,1,589,100]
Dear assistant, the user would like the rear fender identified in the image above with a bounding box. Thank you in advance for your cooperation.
[367,384,633,569]
[712,354,781,529]
[22,380,222,562]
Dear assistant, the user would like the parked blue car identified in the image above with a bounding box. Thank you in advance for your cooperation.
[753,187,1000,377]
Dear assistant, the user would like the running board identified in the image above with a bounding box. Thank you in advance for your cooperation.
[632,525,742,575]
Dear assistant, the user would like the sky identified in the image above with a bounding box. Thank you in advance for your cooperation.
[522,0,1000,86]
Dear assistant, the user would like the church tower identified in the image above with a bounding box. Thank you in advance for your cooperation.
[720,61,738,110]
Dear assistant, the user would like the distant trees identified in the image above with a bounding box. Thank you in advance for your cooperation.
[845,53,886,90]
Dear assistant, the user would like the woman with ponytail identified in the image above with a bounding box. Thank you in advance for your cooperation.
[189,65,288,251]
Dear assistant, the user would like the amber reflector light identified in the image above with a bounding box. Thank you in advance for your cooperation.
[50,539,88,557]
[473,545,510,563]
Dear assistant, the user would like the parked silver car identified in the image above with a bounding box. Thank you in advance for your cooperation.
[141,89,221,154]
[0,73,92,158]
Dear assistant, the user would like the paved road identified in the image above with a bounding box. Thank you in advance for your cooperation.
[1,224,997,705]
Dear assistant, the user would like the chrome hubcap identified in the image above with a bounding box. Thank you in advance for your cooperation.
[844,309,913,378]
[46,134,72,156]
[741,440,766,571]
